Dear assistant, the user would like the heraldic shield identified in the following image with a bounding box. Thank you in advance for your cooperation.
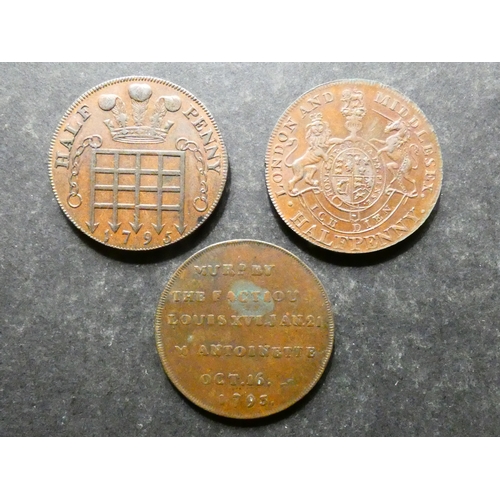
[265,80,443,253]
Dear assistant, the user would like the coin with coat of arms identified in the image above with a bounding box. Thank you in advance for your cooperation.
[266,80,442,253]
[155,240,334,419]
[49,77,227,250]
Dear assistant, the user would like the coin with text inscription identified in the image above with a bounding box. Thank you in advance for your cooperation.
[155,240,334,419]
[49,76,227,250]
[266,80,442,253]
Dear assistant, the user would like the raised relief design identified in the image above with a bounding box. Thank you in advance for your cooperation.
[286,113,341,194]
[86,147,186,235]
[371,114,419,198]
[50,77,227,250]
[155,240,334,418]
[76,83,186,235]
[98,83,181,143]
[266,81,442,253]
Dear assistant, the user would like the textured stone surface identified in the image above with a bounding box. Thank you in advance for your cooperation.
[0,62,499,436]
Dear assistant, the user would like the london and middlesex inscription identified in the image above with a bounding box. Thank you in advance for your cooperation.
[266,81,442,253]
[156,242,334,418]
[50,77,226,250]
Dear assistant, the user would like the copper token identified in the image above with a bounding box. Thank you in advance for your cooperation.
[155,240,334,419]
[266,80,442,253]
[49,76,227,250]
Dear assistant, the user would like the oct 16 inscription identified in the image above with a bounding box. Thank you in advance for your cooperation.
[155,240,334,419]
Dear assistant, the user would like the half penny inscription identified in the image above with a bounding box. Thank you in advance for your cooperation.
[266,80,442,253]
[49,76,227,250]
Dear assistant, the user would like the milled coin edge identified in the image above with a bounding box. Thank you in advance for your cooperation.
[48,75,228,251]
[154,239,335,419]
[265,79,443,254]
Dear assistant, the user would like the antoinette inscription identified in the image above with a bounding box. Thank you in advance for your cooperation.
[266,80,442,253]
[49,76,227,250]
[155,240,334,419]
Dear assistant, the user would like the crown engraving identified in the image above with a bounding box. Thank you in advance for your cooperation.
[98,83,182,143]
[341,88,366,137]
[309,112,323,123]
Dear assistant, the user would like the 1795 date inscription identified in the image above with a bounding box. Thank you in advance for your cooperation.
[49,76,227,250]
[155,240,334,419]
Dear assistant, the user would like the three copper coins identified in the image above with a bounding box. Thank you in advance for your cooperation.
[49,77,442,419]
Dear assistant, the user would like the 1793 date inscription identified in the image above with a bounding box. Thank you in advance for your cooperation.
[155,240,334,419]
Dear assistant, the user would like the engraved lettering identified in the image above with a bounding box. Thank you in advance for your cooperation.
[180,314,191,325]
[222,264,235,275]
[205,143,219,161]
[210,344,223,356]
[259,345,270,357]
[280,314,291,326]
[192,117,208,132]
[55,151,69,168]
[231,315,242,326]
[290,211,309,229]
[183,105,199,120]
[76,105,91,121]
[167,314,179,325]
[323,91,334,103]
[283,117,298,133]
[416,130,427,142]
[200,129,216,146]
[374,92,391,107]
[175,345,188,356]
[234,346,246,357]
[423,144,434,155]
[64,122,83,137]
[194,265,206,275]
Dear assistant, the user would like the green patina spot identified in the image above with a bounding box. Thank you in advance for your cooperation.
[228,280,275,316]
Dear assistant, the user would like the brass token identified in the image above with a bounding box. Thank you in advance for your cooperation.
[49,76,227,250]
[266,80,442,253]
[155,240,334,419]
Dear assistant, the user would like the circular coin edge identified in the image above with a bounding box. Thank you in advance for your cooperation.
[48,75,228,251]
[265,79,443,254]
[154,239,335,419]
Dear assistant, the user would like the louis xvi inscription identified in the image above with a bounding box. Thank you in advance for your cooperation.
[155,241,334,419]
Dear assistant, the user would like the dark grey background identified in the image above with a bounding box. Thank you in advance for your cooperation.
[1,62,498,436]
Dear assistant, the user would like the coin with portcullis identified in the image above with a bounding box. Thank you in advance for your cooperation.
[49,77,227,250]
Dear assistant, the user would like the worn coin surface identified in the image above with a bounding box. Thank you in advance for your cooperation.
[155,240,334,419]
[266,80,442,253]
[49,76,227,250]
